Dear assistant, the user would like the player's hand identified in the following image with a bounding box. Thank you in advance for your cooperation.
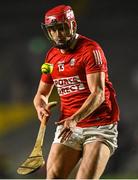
[36,95,51,123]
[55,116,77,142]
[36,106,50,123]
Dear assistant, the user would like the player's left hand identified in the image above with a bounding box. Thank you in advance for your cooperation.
[55,116,77,142]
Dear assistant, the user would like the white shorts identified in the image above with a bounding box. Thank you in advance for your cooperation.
[53,123,118,155]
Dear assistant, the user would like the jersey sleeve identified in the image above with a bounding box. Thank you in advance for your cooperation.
[84,46,107,74]
[41,73,54,84]
[40,49,54,84]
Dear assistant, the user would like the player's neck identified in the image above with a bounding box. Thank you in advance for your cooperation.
[60,33,79,54]
[60,49,68,54]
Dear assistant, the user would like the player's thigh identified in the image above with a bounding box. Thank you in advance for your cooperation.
[47,143,81,178]
[76,141,110,179]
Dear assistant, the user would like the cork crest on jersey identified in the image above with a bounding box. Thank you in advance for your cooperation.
[70,58,76,66]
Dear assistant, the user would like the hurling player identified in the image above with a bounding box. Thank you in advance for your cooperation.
[33,4,120,179]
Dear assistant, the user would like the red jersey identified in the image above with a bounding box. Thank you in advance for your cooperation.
[41,34,120,127]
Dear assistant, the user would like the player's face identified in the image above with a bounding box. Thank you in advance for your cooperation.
[47,23,71,47]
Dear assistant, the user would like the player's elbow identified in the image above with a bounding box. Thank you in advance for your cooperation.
[94,87,105,105]
[101,91,105,104]
[98,88,105,104]
[33,95,38,109]
[33,93,41,109]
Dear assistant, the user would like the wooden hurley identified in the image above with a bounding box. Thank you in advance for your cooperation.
[17,101,57,175]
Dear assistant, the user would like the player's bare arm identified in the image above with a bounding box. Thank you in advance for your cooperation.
[33,81,54,122]
[57,71,105,141]
[73,71,105,121]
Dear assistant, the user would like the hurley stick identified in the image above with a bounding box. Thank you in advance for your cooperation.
[17,100,57,175]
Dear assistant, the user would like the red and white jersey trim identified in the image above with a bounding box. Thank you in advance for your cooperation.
[93,50,103,65]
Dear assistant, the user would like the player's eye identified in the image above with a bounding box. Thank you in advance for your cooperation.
[49,27,57,32]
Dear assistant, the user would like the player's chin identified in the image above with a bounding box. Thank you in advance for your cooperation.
[56,40,65,45]
[55,42,68,49]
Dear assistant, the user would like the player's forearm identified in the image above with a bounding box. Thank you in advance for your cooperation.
[33,81,53,109]
[73,89,105,122]
[33,92,49,109]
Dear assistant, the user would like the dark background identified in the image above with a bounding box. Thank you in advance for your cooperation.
[0,0,138,179]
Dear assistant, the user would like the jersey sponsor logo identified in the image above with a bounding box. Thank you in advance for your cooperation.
[93,50,103,65]
[53,75,85,96]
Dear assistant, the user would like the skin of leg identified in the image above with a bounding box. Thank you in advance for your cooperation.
[76,141,110,179]
[46,143,82,179]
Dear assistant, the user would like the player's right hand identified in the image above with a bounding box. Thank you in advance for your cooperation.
[36,106,50,123]
[34,94,57,123]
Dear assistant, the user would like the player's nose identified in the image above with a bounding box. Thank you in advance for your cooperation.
[55,29,63,37]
